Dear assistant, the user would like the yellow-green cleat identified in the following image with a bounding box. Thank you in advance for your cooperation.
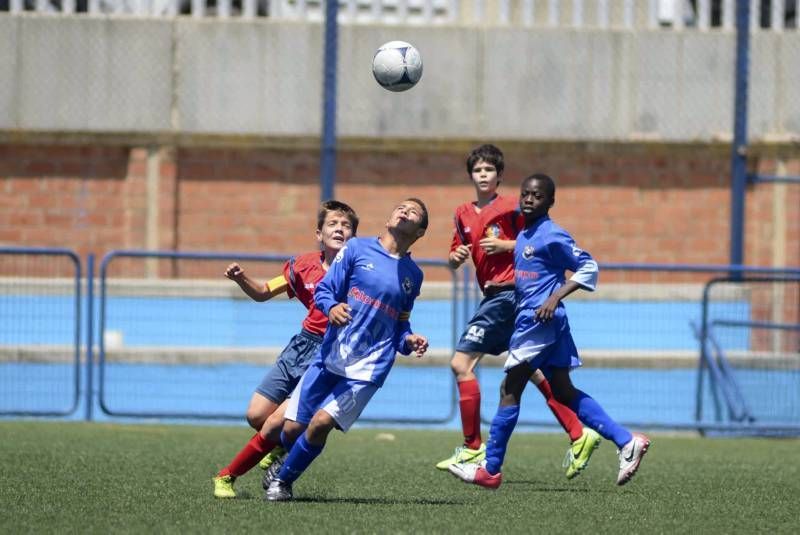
[213,474,236,499]
[563,428,601,479]
[258,446,287,471]
[435,443,486,471]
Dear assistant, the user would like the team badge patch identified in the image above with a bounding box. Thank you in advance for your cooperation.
[402,276,414,295]
[485,224,501,238]
[522,245,535,260]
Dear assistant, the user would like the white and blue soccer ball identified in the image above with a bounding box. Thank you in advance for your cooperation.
[371,41,423,92]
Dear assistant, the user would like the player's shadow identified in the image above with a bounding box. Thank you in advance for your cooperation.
[268,496,466,506]
[504,479,598,492]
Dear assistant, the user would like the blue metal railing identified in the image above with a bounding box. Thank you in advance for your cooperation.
[96,249,460,424]
[3,251,799,434]
[499,263,800,432]
[0,247,82,417]
[697,274,800,433]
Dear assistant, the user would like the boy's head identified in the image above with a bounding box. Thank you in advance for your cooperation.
[466,144,504,194]
[316,200,359,251]
[386,197,429,243]
[519,173,556,221]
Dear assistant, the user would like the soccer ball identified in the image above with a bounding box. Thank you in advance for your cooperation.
[371,41,423,92]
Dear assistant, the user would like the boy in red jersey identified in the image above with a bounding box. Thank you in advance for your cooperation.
[213,200,359,499]
[436,145,600,479]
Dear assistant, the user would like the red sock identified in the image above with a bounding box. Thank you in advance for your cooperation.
[537,378,583,442]
[458,379,482,449]
[218,433,277,478]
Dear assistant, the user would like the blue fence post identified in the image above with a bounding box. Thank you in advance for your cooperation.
[85,254,94,422]
[320,0,339,202]
[729,0,751,271]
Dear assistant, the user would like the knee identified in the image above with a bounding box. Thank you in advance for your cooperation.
[246,409,265,431]
[450,353,477,379]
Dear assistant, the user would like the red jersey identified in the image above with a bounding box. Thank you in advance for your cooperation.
[450,194,524,292]
[282,251,329,336]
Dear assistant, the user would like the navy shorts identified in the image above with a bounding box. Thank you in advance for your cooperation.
[455,288,516,356]
[255,329,323,404]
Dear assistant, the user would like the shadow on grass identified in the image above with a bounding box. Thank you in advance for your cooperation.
[505,480,618,493]
[268,496,467,506]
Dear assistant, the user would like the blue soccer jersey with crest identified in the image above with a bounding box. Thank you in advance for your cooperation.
[506,215,598,369]
[513,215,598,312]
[313,237,423,387]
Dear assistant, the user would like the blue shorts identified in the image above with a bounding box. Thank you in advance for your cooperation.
[255,329,323,404]
[505,309,582,373]
[455,288,516,355]
[284,361,378,433]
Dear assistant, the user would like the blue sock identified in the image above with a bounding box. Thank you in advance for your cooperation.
[280,429,298,451]
[484,405,520,475]
[570,389,632,449]
[276,433,324,484]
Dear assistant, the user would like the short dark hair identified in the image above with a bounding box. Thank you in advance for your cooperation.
[318,200,359,235]
[405,197,429,230]
[524,173,556,199]
[466,144,504,177]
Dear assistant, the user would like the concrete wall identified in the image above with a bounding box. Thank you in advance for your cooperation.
[1,15,799,142]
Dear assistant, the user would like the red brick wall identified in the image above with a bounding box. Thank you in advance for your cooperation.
[2,142,798,273]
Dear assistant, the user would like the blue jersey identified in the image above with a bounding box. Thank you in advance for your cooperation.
[513,215,598,314]
[313,237,424,387]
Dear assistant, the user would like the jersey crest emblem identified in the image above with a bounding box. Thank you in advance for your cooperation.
[485,224,501,238]
[402,276,414,295]
[333,246,347,263]
[522,245,535,260]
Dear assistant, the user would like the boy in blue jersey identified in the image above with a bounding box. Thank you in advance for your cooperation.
[265,198,430,501]
[439,143,596,479]
[449,174,650,489]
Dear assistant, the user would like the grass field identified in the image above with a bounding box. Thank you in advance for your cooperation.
[2,421,798,534]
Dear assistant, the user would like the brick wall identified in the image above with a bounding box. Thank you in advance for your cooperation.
[1,141,798,272]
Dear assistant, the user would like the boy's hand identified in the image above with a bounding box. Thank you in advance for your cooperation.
[534,295,560,322]
[449,244,472,268]
[405,334,428,357]
[479,237,514,255]
[224,262,245,281]
[328,303,353,326]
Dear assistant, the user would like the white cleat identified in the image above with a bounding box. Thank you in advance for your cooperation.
[265,479,293,501]
[617,433,650,486]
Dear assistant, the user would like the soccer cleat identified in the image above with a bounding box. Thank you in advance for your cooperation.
[448,460,502,490]
[563,428,602,479]
[265,479,293,502]
[258,446,287,471]
[617,432,651,486]
[212,474,236,499]
[261,450,288,490]
[435,443,486,470]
